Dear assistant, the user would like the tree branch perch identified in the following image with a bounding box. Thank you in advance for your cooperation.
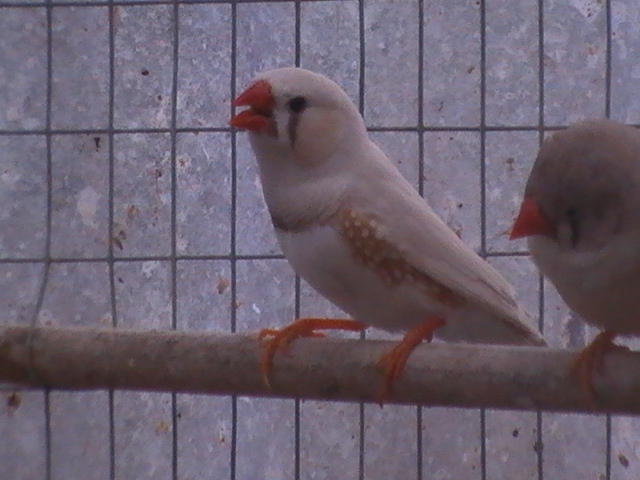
[1,325,639,414]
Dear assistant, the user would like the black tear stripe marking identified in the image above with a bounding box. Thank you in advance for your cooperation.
[566,208,580,248]
[288,112,300,147]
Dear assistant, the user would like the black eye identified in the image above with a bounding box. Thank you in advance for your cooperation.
[287,96,307,113]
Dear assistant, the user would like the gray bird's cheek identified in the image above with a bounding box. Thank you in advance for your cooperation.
[555,221,575,250]
[527,236,561,274]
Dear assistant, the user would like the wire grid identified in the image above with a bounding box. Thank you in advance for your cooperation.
[2,0,640,478]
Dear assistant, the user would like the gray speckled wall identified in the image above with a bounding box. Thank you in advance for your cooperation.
[2,0,640,479]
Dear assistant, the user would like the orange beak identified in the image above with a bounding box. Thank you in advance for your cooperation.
[229,79,274,133]
[509,197,556,240]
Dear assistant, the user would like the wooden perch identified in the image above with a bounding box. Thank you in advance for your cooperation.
[1,325,639,414]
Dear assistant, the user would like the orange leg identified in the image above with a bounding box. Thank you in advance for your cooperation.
[258,318,367,388]
[376,317,446,402]
[569,330,629,409]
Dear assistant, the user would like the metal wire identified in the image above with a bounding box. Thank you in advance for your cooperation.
[0,0,623,478]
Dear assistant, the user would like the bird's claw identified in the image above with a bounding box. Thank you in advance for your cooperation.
[570,330,628,409]
[374,316,445,405]
[258,318,366,389]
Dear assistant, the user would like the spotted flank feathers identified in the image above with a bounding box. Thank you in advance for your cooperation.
[337,208,461,307]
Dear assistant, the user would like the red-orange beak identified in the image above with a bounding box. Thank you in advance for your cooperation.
[229,79,274,133]
[509,197,556,240]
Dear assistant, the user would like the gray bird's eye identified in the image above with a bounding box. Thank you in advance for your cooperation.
[287,96,307,113]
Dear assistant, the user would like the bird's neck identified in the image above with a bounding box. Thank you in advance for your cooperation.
[252,143,349,232]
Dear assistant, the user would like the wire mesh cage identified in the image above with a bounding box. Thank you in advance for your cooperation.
[2,0,640,478]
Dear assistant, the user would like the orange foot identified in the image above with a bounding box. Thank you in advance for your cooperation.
[570,330,629,409]
[258,318,367,388]
[376,317,446,402]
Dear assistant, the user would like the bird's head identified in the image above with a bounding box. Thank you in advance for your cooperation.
[510,120,638,253]
[229,67,366,166]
